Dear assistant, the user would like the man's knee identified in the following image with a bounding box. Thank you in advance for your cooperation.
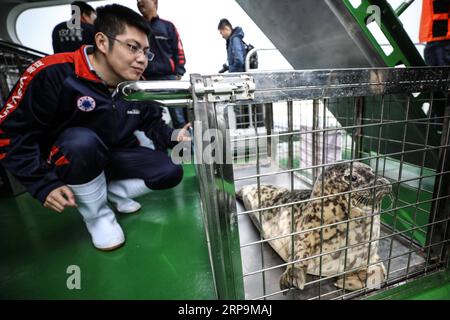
[53,127,109,184]
[166,164,184,187]
[56,127,107,156]
[145,163,183,189]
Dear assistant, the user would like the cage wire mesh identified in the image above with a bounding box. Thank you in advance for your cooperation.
[231,88,450,300]
[228,104,268,167]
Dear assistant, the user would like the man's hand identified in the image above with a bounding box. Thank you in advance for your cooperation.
[218,63,229,73]
[176,122,192,142]
[44,186,77,213]
[175,75,182,80]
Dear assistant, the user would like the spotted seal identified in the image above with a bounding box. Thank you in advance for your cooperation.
[237,162,392,292]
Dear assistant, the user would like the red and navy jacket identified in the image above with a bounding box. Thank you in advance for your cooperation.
[144,16,186,80]
[0,45,176,203]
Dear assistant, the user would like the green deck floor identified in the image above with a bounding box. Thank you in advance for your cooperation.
[368,270,450,300]
[0,165,216,299]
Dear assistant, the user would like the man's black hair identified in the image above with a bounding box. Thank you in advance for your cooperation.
[218,18,232,30]
[71,1,95,16]
[94,4,151,41]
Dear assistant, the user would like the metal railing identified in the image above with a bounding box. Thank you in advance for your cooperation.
[0,40,46,105]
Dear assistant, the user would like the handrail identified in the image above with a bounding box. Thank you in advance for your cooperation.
[244,47,258,72]
[244,47,293,72]
[218,47,281,72]
[0,39,48,58]
[115,80,192,106]
[394,0,415,17]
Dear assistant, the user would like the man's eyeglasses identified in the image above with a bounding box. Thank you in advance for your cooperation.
[105,35,155,61]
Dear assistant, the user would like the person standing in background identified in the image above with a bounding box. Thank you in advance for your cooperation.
[52,1,96,53]
[218,18,256,128]
[420,0,450,66]
[137,0,187,129]
[217,18,246,73]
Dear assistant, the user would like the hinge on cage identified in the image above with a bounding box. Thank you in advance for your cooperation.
[193,75,255,102]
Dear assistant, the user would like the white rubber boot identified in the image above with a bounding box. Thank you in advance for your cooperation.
[68,173,125,251]
[107,179,151,213]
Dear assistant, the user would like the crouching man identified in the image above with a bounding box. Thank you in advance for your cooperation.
[0,4,190,251]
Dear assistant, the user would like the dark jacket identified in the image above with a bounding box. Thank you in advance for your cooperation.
[143,16,186,80]
[52,21,95,53]
[0,45,176,203]
[226,27,246,72]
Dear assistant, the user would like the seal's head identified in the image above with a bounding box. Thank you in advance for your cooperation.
[313,162,392,217]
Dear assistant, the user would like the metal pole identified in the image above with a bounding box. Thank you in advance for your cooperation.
[426,94,450,268]
[245,47,258,72]
[189,74,245,300]
[312,99,320,182]
[115,80,192,102]
[394,0,415,17]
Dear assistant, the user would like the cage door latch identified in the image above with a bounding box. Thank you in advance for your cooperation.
[193,75,255,103]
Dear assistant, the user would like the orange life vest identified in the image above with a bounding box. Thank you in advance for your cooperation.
[420,0,450,42]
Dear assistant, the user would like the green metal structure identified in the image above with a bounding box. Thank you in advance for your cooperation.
[341,0,425,67]
[368,269,450,299]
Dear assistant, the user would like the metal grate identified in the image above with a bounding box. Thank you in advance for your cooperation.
[190,68,450,300]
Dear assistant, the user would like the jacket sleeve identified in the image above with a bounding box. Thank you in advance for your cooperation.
[229,37,245,72]
[0,68,65,203]
[140,102,178,150]
[170,23,186,76]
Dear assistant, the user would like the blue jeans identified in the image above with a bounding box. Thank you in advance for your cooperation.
[424,40,450,66]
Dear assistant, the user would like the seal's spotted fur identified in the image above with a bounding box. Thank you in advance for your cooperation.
[237,162,391,291]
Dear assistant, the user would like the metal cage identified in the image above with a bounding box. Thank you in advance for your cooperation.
[113,66,450,300]
[186,67,450,300]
